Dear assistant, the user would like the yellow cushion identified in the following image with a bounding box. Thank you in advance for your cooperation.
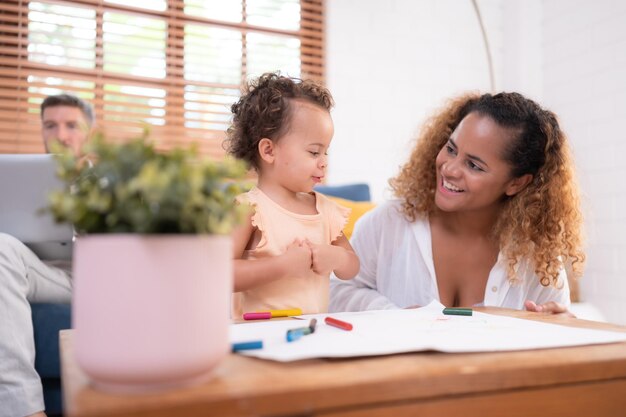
[327,196,376,239]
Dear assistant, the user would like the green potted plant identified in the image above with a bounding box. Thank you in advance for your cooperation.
[48,132,249,392]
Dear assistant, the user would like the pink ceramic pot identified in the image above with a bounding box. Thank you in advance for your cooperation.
[72,234,231,392]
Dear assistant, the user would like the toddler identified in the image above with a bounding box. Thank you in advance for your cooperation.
[225,72,359,318]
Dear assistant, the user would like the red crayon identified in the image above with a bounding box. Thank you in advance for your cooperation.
[324,316,353,331]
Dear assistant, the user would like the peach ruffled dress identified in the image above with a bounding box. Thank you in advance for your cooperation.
[232,187,350,319]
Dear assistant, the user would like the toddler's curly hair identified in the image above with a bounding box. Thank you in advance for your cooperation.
[224,72,333,171]
[390,92,585,287]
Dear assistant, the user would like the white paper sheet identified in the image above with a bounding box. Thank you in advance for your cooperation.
[229,301,626,361]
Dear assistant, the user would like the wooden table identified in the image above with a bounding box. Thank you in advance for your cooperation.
[61,308,626,417]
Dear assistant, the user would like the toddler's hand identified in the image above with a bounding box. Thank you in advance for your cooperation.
[304,239,338,276]
[283,239,312,277]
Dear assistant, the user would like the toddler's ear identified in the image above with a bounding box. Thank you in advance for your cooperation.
[258,138,275,163]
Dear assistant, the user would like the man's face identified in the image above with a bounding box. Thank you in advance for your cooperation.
[42,105,90,156]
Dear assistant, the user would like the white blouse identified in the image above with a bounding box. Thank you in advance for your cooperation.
[329,200,570,312]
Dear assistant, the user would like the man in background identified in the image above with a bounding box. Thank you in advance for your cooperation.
[41,94,93,156]
[0,94,93,417]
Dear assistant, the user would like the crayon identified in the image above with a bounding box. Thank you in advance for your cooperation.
[286,326,312,342]
[232,340,263,352]
[442,307,473,316]
[243,308,302,320]
[286,319,318,342]
[243,312,271,320]
[309,318,317,333]
[324,316,353,331]
[268,308,302,318]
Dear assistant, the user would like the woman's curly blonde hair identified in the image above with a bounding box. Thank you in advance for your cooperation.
[389,92,585,287]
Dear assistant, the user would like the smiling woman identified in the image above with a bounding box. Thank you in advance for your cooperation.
[330,92,585,316]
[434,113,534,216]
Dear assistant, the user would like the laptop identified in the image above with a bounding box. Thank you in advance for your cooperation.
[0,154,74,260]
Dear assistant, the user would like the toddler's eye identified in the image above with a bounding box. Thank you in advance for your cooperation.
[309,151,320,157]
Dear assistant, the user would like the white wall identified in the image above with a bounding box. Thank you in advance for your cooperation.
[501,0,543,101]
[538,0,626,325]
[326,0,626,324]
[326,0,505,202]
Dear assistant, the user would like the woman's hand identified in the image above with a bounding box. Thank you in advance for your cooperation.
[524,300,576,318]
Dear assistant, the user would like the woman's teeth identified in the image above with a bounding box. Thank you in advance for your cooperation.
[443,179,463,192]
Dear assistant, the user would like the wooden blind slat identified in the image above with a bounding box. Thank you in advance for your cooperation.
[0,0,325,154]
[0,2,22,13]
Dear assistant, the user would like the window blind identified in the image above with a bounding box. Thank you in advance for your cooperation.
[0,0,325,156]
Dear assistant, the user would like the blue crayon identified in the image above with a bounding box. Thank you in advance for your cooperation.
[286,326,313,342]
[286,319,318,342]
[286,328,305,342]
[232,340,263,352]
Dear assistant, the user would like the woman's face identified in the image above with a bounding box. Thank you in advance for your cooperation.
[434,112,526,214]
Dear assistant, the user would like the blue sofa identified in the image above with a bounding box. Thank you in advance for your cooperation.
[32,302,71,416]
[314,183,371,202]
